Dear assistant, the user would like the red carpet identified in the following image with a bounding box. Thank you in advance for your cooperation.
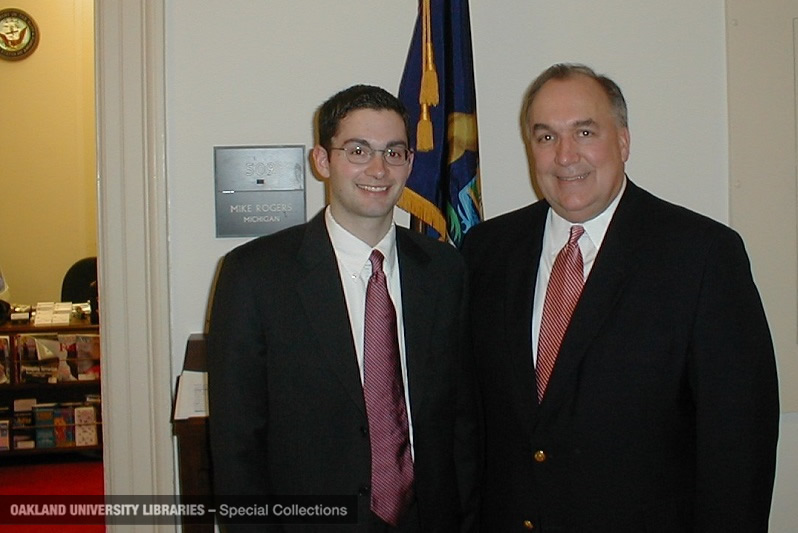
[0,454,104,532]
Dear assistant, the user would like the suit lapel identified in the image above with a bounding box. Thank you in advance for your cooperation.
[395,230,436,416]
[538,182,648,417]
[504,207,548,427]
[296,213,367,416]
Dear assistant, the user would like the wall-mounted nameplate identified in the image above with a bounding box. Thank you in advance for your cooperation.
[214,145,306,238]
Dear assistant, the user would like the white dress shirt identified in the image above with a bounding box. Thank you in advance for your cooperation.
[325,207,415,454]
[531,178,627,363]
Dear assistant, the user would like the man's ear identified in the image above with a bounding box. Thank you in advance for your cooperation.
[311,145,331,179]
[619,127,631,162]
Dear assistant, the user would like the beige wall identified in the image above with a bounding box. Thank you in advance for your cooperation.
[0,0,95,305]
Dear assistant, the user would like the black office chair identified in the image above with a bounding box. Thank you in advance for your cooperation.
[61,257,98,303]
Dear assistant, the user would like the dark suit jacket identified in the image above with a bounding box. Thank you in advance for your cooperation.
[207,211,479,532]
[461,180,779,532]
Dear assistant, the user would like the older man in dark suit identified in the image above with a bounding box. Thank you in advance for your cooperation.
[207,85,478,532]
[462,64,779,532]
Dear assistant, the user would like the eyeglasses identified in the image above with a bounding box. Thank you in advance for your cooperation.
[330,143,412,166]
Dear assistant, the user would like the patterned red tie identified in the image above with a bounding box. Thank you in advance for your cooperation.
[536,225,585,402]
[362,250,414,526]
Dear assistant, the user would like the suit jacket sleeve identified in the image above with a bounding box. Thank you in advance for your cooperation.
[690,225,779,531]
[207,249,273,497]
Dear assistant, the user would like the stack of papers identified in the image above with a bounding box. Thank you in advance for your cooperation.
[173,371,209,419]
[33,302,72,326]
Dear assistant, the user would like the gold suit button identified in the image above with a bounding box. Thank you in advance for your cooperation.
[523,519,535,529]
[534,450,546,462]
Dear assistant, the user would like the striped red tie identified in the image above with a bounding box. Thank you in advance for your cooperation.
[362,250,414,525]
[536,225,585,402]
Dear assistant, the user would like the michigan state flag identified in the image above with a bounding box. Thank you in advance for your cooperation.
[397,0,482,248]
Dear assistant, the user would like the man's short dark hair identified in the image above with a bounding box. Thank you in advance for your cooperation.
[317,84,410,151]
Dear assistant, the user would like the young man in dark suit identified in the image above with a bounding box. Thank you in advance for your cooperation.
[462,64,779,532]
[208,85,478,532]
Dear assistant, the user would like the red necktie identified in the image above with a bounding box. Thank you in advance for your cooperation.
[536,225,585,402]
[362,250,414,526]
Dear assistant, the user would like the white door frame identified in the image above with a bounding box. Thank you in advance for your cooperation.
[95,0,176,519]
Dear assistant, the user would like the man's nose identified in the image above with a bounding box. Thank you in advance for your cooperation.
[555,138,578,166]
[365,151,387,177]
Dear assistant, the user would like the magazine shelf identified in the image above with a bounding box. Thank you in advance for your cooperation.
[0,317,101,456]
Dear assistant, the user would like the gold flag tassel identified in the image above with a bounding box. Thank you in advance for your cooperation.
[417,104,434,152]
[420,0,439,106]
[416,0,438,152]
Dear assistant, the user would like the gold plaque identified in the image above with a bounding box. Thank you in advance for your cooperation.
[0,8,39,61]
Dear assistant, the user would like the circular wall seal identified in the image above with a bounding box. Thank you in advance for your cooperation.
[0,8,39,61]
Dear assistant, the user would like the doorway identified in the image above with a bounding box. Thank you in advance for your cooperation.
[0,0,104,503]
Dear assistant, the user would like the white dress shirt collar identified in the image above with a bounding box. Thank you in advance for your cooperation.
[325,207,397,280]
[545,175,627,253]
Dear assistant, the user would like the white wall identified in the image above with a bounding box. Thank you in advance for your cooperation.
[164,1,795,529]
[772,413,798,532]
[165,0,417,362]
[166,0,730,368]
[471,2,729,221]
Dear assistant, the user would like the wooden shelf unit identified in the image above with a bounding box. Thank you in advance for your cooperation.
[0,317,101,456]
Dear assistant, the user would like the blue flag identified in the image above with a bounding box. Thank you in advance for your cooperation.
[397,0,482,248]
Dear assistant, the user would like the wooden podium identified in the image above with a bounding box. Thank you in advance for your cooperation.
[172,333,213,533]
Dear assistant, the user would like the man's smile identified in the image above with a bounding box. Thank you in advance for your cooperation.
[556,173,588,182]
[358,184,390,192]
